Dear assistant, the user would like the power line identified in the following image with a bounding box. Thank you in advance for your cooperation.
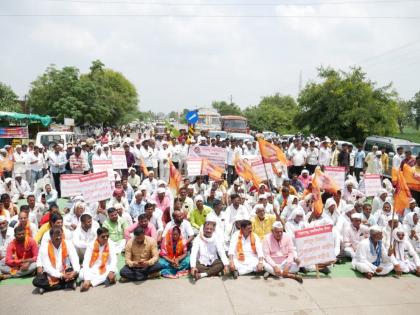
[359,38,420,64]
[42,0,420,6]
[1,14,420,19]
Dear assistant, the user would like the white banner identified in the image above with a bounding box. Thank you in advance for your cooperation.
[186,157,203,176]
[60,174,83,197]
[78,172,113,204]
[187,146,227,168]
[364,174,382,197]
[324,166,346,190]
[92,160,114,180]
[111,149,128,169]
[244,156,275,182]
[294,224,335,267]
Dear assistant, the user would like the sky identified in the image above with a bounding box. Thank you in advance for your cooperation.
[1,0,420,114]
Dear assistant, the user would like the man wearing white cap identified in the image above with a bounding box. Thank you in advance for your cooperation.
[141,171,158,196]
[352,226,394,279]
[251,204,279,240]
[371,189,388,214]
[262,221,302,282]
[228,218,264,279]
[190,216,229,281]
[389,227,420,276]
[343,213,369,259]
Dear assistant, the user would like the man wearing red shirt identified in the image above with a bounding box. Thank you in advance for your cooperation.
[2,225,38,278]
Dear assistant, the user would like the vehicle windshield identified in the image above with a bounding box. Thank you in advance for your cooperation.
[223,119,247,129]
[401,145,420,156]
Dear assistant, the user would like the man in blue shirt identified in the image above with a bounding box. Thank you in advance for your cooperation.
[354,144,366,182]
[48,144,68,198]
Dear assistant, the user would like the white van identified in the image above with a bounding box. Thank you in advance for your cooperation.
[36,131,75,149]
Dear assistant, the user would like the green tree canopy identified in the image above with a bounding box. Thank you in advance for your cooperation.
[410,91,420,130]
[28,60,139,126]
[0,82,22,112]
[294,66,399,143]
[212,101,242,116]
[244,93,298,134]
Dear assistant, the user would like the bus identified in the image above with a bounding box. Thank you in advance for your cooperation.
[196,108,221,131]
[221,115,249,134]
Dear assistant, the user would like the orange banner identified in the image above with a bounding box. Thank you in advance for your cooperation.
[257,138,289,166]
[394,168,412,215]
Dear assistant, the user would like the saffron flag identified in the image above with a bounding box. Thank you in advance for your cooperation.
[313,167,339,195]
[311,168,324,216]
[201,158,224,181]
[139,157,149,176]
[257,138,289,166]
[402,164,420,192]
[234,154,261,187]
[394,168,412,215]
[169,160,182,196]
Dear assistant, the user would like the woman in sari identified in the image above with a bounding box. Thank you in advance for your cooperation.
[158,226,190,278]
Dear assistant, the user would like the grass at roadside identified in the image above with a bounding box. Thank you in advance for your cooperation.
[393,126,420,143]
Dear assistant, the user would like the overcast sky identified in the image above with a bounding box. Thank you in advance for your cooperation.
[1,0,420,114]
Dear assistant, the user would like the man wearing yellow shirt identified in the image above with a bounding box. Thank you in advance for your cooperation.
[252,205,280,240]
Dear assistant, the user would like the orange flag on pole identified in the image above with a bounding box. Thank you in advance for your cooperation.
[139,157,149,176]
[394,168,412,215]
[311,173,324,216]
[257,138,289,166]
[402,164,420,192]
[201,158,224,181]
[169,160,182,196]
[313,167,339,195]
[234,154,261,188]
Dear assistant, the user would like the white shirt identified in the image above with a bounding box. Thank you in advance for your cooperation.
[141,178,158,196]
[228,230,264,259]
[392,154,404,169]
[343,224,369,251]
[0,227,14,258]
[190,234,229,267]
[306,147,319,165]
[162,220,194,239]
[290,148,307,166]
[39,239,80,278]
[72,222,100,250]
[226,147,242,166]
[29,152,45,172]
[319,147,331,166]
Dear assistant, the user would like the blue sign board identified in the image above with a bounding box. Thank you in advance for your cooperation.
[185,110,199,124]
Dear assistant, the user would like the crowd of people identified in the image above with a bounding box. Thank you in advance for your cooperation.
[0,126,419,294]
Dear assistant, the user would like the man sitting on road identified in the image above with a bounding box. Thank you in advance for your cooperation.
[190,217,229,281]
[102,207,128,254]
[228,219,264,279]
[72,213,99,260]
[251,204,279,240]
[80,227,117,292]
[343,213,369,259]
[119,227,162,282]
[262,222,302,283]
[33,227,80,294]
[2,225,38,278]
[352,226,395,279]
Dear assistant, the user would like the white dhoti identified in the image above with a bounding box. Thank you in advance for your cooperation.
[352,261,394,275]
[344,247,356,259]
[264,260,299,277]
[79,267,110,287]
[233,256,259,275]
[109,239,126,254]
[397,260,417,273]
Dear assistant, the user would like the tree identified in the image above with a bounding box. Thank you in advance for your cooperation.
[212,101,242,116]
[180,108,189,124]
[244,94,298,134]
[28,60,139,126]
[396,99,413,133]
[0,82,21,112]
[294,67,399,143]
[410,91,420,130]
[168,111,179,120]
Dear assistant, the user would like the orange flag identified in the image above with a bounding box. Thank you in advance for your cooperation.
[394,168,412,215]
[201,158,224,181]
[139,157,149,176]
[234,154,261,188]
[313,167,339,194]
[391,167,399,185]
[169,160,182,196]
[402,164,420,192]
[257,138,289,166]
[311,173,324,216]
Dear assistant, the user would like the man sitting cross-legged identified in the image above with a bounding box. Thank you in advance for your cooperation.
[119,226,162,282]
[79,227,117,292]
[262,222,302,283]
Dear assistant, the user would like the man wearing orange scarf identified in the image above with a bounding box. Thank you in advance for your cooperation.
[79,227,117,292]
[2,225,38,278]
[33,227,80,294]
[228,219,264,279]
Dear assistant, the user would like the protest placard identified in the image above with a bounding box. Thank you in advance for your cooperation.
[364,174,382,196]
[187,146,227,168]
[78,172,113,203]
[244,156,275,182]
[294,224,335,267]
[111,149,127,169]
[92,160,114,180]
[186,157,203,176]
[324,166,346,190]
[60,174,83,197]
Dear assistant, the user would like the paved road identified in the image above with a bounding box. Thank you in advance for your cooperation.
[2,276,419,315]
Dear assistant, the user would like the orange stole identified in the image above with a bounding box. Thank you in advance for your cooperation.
[237,230,256,262]
[47,240,68,285]
[89,240,109,275]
